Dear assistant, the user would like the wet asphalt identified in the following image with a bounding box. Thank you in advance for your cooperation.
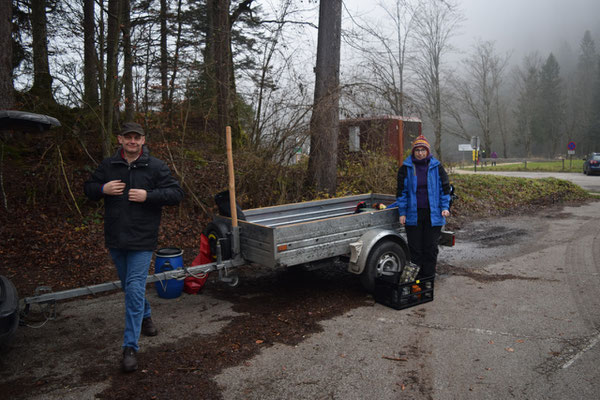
[4,169,600,399]
[213,201,600,399]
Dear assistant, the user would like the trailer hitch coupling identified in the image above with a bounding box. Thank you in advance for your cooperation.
[216,240,239,287]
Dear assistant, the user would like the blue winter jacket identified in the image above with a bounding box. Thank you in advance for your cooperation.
[389,156,451,226]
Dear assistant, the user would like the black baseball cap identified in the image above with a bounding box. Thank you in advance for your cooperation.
[119,122,145,136]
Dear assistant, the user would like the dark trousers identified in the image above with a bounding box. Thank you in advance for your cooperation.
[405,208,442,278]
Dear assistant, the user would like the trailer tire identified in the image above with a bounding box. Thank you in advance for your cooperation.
[360,240,406,293]
[204,222,232,261]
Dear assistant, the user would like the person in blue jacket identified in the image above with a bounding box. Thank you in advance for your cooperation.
[396,135,451,279]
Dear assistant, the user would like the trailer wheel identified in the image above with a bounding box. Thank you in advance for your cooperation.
[204,222,232,261]
[360,240,406,293]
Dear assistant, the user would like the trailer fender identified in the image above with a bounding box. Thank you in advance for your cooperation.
[347,228,409,275]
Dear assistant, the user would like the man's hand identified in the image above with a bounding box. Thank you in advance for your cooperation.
[441,210,450,217]
[399,215,406,225]
[103,180,126,196]
[128,189,147,203]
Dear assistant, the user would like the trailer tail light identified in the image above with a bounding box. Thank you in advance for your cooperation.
[277,244,288,252]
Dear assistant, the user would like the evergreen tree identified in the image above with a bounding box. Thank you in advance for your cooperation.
[0,0,14,109]
[515,61,541,157]
[538,53,563,157]
[577,31,599,153]
[587,57,600,152]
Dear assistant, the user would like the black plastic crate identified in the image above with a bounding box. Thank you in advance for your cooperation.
[374,275,434,310]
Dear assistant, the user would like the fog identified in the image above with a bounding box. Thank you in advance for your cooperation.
[456,0,600,62]
[344,0,600,66]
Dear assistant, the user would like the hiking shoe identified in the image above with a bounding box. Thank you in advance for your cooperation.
[142,317,158,337]
[122,347,137,372]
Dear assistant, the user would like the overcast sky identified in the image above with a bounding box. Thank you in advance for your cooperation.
[457,0,600,59]
[343,0,600,65]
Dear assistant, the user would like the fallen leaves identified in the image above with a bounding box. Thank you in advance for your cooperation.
[382,355,408,362]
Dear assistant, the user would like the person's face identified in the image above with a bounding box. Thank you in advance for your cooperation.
[414,146,428,160]
[118,132,145,156]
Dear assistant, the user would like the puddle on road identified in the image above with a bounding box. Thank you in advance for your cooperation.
[466,226,529,247]
[440,215,550,269]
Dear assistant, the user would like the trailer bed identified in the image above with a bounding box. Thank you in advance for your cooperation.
[215,193,401,268]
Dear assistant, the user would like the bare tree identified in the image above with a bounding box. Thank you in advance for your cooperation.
[307,0,342,194]
[411,0,462,161]
[0,0,14,109]
[449,40,510,155]
[344,0,417,117]
[494,87,512,158]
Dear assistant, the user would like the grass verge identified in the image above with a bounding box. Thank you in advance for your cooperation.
[459,159,584,173]
[448,174,593,222]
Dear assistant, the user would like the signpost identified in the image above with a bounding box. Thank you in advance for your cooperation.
[471,136,480,172]
[567,141,576,169]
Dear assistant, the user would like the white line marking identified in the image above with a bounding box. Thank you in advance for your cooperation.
[561,332,600,369]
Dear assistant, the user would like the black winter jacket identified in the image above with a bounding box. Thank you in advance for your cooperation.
[84,146,184,250]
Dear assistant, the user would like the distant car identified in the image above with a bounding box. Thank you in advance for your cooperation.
[583,153,600,175]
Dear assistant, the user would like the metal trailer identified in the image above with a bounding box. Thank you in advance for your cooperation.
[205,193,411,292]
[22,193,417,312]
[23,192,457,312]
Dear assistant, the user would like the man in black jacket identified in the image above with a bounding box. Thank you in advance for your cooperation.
[84,122,184,372]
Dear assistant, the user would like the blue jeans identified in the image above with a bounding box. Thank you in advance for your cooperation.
[109,249,153,351]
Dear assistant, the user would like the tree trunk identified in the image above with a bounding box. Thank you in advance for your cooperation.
[209,0,234,143]
[29,0,55,103]
[205,0,251,145]
[306,0,342,194]
[167,0,184,122]
[160,0,168,111]
[122,0,134,121]
[103,0,121,156]
[0,1,14,109]
[433,84,442,162]
[83,0,98,107]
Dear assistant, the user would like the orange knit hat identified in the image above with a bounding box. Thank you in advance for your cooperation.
[412,135,431,154]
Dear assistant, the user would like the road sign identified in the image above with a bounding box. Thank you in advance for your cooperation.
[458,144,472,151]
[567,141,576,150]
[568,150,575,155]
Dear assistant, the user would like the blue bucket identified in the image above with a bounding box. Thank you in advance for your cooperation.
[154,248,184,299]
